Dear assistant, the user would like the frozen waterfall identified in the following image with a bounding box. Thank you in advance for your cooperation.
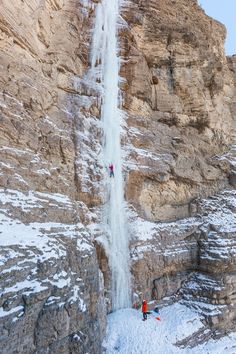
[91,0,131,310]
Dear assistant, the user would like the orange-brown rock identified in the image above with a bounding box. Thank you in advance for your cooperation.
[121,0,235,222]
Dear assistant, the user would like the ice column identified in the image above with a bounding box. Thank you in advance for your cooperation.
[91,0,131,310]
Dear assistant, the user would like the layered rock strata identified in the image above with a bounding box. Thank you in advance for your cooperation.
[130,190,236,328]
[120,0,235,222]
[0,189,106,354]
[0,0,106,353]
[120,0,236,336]
[227,55,236,140]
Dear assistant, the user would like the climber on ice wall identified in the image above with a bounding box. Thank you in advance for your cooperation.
[109,163,114,177]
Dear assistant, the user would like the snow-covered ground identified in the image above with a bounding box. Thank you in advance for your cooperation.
[103,303,236,354]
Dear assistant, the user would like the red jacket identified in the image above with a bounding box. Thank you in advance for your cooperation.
[142,301,148,313]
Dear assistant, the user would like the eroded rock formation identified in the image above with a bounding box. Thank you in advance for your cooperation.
[0,1,106,353]
[121,0,236,336]
[121,0,235,222]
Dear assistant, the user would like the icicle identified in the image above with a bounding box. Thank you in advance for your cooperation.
[91,0,131,310]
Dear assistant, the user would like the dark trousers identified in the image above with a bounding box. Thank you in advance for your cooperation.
[143,312,147,320]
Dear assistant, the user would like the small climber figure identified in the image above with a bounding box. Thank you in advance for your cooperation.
[142,300,148,321]
[109,163,114,178]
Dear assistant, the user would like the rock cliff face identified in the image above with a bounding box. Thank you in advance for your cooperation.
[121,0,234,222]
[0,1,106,353]
[0,189,106,354]
[0,0,236,352]
[227,55,236,139]
[120,0,236,335]
[0,0,94,198]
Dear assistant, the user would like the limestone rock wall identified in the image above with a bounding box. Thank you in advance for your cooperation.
[227,55,236,140]
[0,0,107,353]
[120,0,236,333]
[120,0,235,222]
[130,190,236,327]
[0,189,106,354]
[0,0,97,198]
